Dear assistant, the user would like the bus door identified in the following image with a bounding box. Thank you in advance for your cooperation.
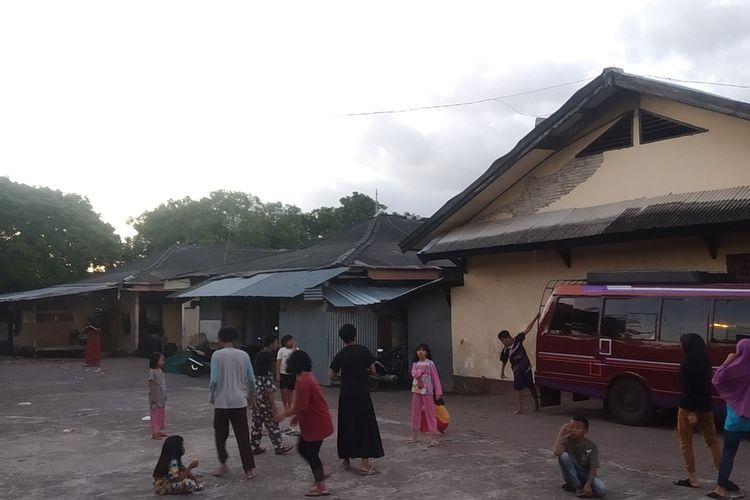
[539,296,601,385]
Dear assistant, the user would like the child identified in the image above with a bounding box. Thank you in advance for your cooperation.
[148,352,167,439]
[251,334,292,456]
[409,343,443,447]
[499,312,541,414]
[276,334,300,436]
[153,435,203,495]
[275,350,334,497]
[552,415,607,498]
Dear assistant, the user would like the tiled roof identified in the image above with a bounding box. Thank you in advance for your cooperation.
[182,214,436,278]
[81,245,279,284]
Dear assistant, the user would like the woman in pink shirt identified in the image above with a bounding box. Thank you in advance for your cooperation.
[409,343,443,447]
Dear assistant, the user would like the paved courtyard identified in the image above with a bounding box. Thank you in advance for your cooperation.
[1,356,748,499]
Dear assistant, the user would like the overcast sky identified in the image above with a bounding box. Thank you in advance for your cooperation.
[2,0,750,238]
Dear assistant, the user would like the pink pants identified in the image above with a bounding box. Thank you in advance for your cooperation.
[411,393,437,434]
[150,407,165,435]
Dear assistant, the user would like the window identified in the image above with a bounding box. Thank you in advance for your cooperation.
[601,298,658,340]
[639,109,706,144]
[549,297,600,336]
[660,298,710,342]
[35,311,74,323]
[712,299,750,344]
[576,111,633,158]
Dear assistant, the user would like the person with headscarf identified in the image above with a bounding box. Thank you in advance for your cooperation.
[673,333,721,489]
[708,338,750,499]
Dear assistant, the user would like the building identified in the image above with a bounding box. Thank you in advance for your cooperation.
[400,68,750,393]
[172,214,458,386]
[0,245,277,356]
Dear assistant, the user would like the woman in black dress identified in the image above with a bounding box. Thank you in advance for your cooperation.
[329,324,384,475]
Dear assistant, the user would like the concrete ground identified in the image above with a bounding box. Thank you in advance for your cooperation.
[1,357,748,500]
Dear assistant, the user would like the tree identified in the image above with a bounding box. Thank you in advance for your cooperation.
[303,192,388,240]
[126,190,389,256]
[337,191,387,228]
[0,177,123,293]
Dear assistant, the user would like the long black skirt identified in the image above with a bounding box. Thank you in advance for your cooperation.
[337,391,385,459]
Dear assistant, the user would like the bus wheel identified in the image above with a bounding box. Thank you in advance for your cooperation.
[607,378,653,426]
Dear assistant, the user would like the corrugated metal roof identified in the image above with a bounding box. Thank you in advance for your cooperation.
[322,284,417,307]
[421,186,750,256]
[0,282,118,303]
[173,268,348,299]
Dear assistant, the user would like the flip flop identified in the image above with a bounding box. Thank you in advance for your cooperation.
[305,488,331,497]
[706,492,730,499]
[674,479,699,488]
[360,467,380,476]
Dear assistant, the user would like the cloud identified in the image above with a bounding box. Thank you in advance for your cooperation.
[339,62,599,217]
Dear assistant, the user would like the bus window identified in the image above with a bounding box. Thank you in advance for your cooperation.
[549,297,599,336]
[601,298,658,340]
[660,298,710,342]
[712,299,750,343]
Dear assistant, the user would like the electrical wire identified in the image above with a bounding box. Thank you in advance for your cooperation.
[335,76,596,117]
[335,73,750,119]
[644,75,750,89]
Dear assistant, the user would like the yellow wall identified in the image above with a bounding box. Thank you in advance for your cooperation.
[545,97,750,211]
[452,232,750,381]
[182,303,200,348]
[475,97,750,222]
[162,303,182,346]
[117,291,137,353]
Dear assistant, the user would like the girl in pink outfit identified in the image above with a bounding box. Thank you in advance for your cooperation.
[409,343,443,447]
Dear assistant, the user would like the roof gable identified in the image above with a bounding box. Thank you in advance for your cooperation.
[400,68,750,251]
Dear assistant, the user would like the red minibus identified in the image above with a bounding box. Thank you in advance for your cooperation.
[535,275,749,425]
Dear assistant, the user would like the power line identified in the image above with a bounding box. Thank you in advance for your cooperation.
[644,75,750,89]
[334,76,596,117]
[335,73,750,119]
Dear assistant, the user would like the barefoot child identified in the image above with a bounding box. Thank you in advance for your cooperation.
[153,435,203,495]
[148,352,167,439]
[553,415,607,498]
[275,350,334,497]
[499,312,540,414]
[251,334,292,456]
[409,343,443,447]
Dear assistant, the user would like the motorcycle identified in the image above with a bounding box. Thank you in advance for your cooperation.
[184,342,259,377]
[185,343,212,377]
[368,344,410,391]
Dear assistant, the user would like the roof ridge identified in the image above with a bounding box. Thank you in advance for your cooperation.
[332,216,379,266]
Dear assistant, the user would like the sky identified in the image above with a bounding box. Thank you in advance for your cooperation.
[2,0,750,239]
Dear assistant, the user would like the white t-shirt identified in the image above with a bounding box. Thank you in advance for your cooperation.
[276,346,294,374]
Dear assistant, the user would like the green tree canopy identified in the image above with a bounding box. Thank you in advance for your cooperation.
[0,177,123,293]
[128,190,388,256]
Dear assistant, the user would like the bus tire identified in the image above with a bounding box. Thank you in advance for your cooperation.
[607,378,653,426]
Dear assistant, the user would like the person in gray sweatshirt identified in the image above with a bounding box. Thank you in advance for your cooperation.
[209,326,257,479]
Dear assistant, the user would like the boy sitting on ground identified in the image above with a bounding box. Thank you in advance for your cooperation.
[552,414,607,498]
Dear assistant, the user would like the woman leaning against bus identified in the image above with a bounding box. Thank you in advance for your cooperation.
[708,338,750,499]
[673,333,721,489]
